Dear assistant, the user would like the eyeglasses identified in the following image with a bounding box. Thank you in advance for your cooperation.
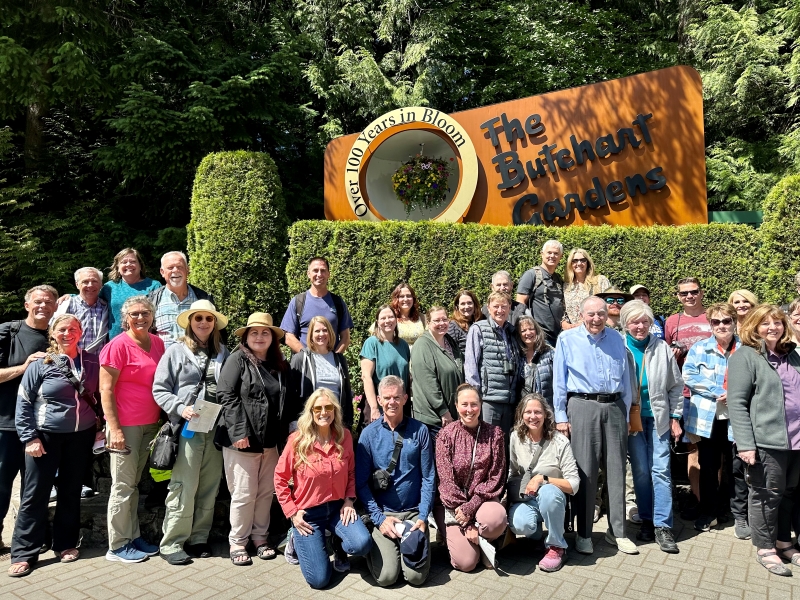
[312,404,335,414]
[571,258,588,264]
[604,298,626,305]
[128,311,152,319]
[193,315,215,323]
[678,289,701,297]
[710,318,733,326]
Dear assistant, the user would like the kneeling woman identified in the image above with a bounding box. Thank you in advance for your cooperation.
[9,315,102,576]
[274,389,371,589]
[507,394,579,573]
[152,300,230,564]
[435,384,506,572]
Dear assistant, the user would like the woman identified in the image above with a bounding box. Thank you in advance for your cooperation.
[561,248,611,330]
[8,316,102,577]
[435,384,506,572]
[99,296,165,562]
[274,389,372,589]
[152,300,230,564]
[728,289,759,329]
[516,316,555,408]
[683,303,748,536]
[411,306,464,440]
[507,394,579,573]
[728,305,800,576]
[391,283,427,348]
[448,289,483,355]
[360,305,411,423]
[788,298,800,345]
[216,312,291,565]
[290,315,354,428]
[620,300,683,553]
[100,248,161,338]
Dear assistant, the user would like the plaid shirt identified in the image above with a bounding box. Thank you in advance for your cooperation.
[55,296,109,354]
[682,336,741,441]
[154,287,197,347]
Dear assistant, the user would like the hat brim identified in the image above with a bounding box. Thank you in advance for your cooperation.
[234,324,285,340]
[176,308,229,331]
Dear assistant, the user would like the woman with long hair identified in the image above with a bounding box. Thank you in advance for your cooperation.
[447,289,483,355]
[728,289,759,329]
[100,248,161,338]
[274,389,371,589]
[390,283,427,348]
[561,248,611,330]
[216,313,291,565]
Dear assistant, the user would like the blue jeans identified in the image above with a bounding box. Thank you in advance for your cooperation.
[508,483,568,549]
[628,416,673,528]
[291,500,372,589]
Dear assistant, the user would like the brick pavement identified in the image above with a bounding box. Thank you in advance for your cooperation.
[3,476,800,600]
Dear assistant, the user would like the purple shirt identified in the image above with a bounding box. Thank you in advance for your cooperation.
[767,352,800,450]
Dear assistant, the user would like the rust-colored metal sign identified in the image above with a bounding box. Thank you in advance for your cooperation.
[324,66,707,226]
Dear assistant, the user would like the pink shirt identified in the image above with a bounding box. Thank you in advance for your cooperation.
[100,333,165,426]
[274,430,356,518]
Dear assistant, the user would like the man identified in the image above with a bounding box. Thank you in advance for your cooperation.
[596,287,632,333]
[148,251,212,347]
[0,286,57,547]
[553,296,637,555]
[281,257,353,353]
[630,285,665,339]
[480,271,526,328]
[516,240,565,346]
[465,291,520,434]
[664,277,712,515]
[356,375,434,587]
[53,267,109,353]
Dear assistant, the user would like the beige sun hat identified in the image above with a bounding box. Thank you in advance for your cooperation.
[234,312,285,340]
[176,299,229,331]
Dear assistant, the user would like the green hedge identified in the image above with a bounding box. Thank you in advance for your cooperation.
[187,151,289,330]
[758,175,800,303]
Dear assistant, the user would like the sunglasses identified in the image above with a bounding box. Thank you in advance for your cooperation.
[571,258,588,264]
[128,311,152,319]
[193,314,215,323]
[710,318,733,326]
[94,444,132,456]
[604,298,626,305]
[312,404,335,415]
[745,463,779,492]
[670,439,696,456]
[678,289,701,297]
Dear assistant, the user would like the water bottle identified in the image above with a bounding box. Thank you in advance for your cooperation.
[181,420,195,439]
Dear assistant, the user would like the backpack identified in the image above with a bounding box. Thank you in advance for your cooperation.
[294,291,345,327]
[523,266,547,311]
[0,320,24,363]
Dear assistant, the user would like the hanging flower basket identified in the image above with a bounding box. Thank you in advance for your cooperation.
[391,154,452,215]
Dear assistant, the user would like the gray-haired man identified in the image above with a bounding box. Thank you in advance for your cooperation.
[53,267,109,354]
[516,240,565,346]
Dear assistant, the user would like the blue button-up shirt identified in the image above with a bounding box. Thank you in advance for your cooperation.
[355,417,434,527]
[553,324,632,423]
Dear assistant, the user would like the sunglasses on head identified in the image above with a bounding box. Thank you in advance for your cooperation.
[193,314,215,323]
[604,297,626,305]
[678,289,700,297]
[312,404,335,414]
[710,318,733,326]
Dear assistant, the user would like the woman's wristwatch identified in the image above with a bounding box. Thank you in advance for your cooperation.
[542,475,549,484]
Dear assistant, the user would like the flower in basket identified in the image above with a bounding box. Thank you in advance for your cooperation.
[391,153,451,215]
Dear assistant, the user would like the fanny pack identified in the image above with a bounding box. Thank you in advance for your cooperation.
[370,432,403,492]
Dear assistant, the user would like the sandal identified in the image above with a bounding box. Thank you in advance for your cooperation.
[255,543,277,560]
[757,550,791,576]
[8,562,32,578]
[56,548,80,563]
[229,548,252,566]
[778,546,800,566]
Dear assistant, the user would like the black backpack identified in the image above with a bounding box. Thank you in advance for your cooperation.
[294,290,345,326]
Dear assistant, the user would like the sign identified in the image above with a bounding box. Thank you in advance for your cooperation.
[324,66,708,226]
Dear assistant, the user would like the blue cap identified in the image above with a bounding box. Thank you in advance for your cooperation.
[399,527,428,569]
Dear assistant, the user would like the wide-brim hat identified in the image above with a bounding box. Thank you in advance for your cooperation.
[234,312,285,340]
[177,299,228,331]
[596,286,634,302]
[629,284,650,296]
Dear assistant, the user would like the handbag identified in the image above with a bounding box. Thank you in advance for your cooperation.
[149,373,205,470]
[507,438,550,503]
[629,357,645,433]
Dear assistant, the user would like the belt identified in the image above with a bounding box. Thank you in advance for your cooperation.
[567,392,621,403]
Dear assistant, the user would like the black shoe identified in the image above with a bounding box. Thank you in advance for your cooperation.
[636,520,655,542]
[694,515,717,532]
[185,542,212,558]
[161,550,191,565]
[655,527,679,554]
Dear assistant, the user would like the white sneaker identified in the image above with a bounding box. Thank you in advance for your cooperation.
[628,504,642,524]
[605,529,639,555]
[575,535,594,555]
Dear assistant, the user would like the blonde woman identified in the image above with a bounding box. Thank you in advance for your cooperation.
[562,248,611,330]
[274,389,371,589]
[728,289,759,329]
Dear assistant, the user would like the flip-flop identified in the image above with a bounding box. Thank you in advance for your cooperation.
[255,543,277,560]
[8,562,32,578]
[778,546,800,566]
[57,549,80,563]
[229,548,252,566]
[757,549,791,576]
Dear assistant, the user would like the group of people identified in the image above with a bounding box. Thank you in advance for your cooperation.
[1,243,800,584]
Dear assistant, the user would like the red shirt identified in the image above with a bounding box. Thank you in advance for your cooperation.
[274,429,356,518]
